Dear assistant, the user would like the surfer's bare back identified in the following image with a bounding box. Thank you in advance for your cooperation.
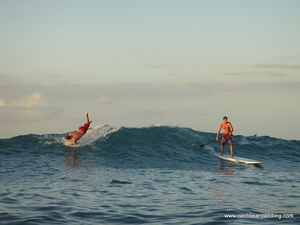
[64,112,92,145]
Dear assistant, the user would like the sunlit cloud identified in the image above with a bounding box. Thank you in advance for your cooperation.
[0,106,60,125]
[0,92,55,125]
[0,98,7,107]
[12,92,45,109]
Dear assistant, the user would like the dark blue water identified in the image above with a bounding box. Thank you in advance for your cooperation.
[0,126,299,224]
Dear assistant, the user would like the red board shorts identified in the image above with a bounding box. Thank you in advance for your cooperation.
[221,133,233,146]
[78,123,89,134]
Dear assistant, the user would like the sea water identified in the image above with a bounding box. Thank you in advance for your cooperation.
[0,126,299,224]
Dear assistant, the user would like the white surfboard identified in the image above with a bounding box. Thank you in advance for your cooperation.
[213,153,261,165]
[63,124,118,147]
[204,146,261,165]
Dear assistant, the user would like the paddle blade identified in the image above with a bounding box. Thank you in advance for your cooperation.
[199,140,215,148]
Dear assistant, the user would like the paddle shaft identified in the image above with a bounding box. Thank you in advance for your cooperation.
[199,140,215,148]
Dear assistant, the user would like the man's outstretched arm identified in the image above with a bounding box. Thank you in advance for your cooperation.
[85,112,92,124]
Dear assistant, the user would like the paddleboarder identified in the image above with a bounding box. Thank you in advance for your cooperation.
[216,116,234,158]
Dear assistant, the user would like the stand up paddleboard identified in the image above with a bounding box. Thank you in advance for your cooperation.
[204,146,261,165]
[213,153,261,165]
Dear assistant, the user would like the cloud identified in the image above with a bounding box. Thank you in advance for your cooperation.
[2,74,300,104]
[256,64,300,70]
[97,96,112,104]
[167,73,180,77]
[222,62,300,79]
[1,75,300,138]
[138,108,208,117]
[0,106,60,125]
[234,81,300,91]
[39,80,300,102]
[142,64,168,69]
[222,71,286,77]
[0,98,7,107]
[12,92,45,109]
[0,92,60,125]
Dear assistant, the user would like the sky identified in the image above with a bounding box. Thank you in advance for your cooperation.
[0,0,299,139]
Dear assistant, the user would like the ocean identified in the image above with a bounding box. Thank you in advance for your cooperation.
[0,125,299,224]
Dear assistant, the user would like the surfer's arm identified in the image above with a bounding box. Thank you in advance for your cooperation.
[229,122,234,134]
[85,112,92,125]
[85,112,89,124]
[216,124,222,140]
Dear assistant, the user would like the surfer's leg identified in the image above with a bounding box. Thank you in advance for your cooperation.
[220,143,224,155]
[229,144,234,158]
[220,136,225,155]
[228,137,234,158]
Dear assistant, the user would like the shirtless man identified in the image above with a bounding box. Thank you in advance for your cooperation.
[216,116,234,158]
[64,112,92,145]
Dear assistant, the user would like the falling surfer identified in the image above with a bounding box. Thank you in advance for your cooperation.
[64,112,92,145]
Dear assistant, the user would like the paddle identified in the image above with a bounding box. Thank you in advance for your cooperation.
[199,140,215,148]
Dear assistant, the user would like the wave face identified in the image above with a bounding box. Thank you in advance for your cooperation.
[1,125,299,171]
[1,126,300,225]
